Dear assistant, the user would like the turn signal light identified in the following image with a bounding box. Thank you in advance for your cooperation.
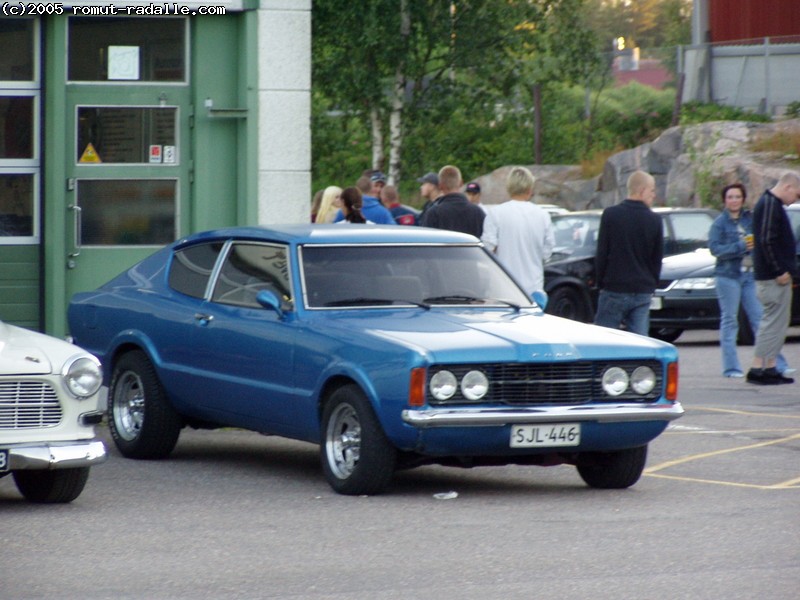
[409,368,426,407]
[665,361,679,401]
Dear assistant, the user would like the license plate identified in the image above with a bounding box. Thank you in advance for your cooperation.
[0,449,8,473]
[510,423,581,448]
[650,296,663,310]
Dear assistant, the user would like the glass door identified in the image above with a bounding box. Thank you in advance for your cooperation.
[64,16,192,301]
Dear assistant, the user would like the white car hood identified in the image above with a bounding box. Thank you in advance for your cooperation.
[0,321,54,375]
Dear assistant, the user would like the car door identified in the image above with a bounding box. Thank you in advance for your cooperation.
[185,241,299,433]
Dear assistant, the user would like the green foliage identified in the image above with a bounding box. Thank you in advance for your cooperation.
[679,101,772,125]
[785,101,800,119]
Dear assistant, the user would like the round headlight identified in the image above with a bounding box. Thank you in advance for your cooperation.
[64,356,103,399]
[602,366,629,397]
[430,370,457,401]
[631,366,656,395]
[461,370,489,401]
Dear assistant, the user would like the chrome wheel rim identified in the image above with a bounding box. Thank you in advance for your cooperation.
[113,371,145,441]
[325,403,361,479]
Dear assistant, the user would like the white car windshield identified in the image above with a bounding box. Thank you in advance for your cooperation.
[301,244,533,309]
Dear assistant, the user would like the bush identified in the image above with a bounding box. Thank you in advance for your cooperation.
[679,101,771,125]
[785,101,800,119]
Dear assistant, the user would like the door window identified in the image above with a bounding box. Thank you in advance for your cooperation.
[77,106,178,164]
[68,17,186,83]
[169,242,224,299]
[77,179,177,245]
[212,243,292,308]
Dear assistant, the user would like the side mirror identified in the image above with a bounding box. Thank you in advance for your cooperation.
[256,290,284,316]
[531,290,548,312]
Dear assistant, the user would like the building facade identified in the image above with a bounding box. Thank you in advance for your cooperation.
[0,1,310,336]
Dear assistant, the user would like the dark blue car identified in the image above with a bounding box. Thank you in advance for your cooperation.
[68,225,682,495]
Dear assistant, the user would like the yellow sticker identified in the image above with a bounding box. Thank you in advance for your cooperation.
[79,143,102,163]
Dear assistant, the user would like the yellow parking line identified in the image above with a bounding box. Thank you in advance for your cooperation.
[666,428,800,435]
[769,476,800,489]
[645,472,792,490]
[646,432,800,474]
[685,406,800,420]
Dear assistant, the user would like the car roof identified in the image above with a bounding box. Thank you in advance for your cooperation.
[178,224,480,247]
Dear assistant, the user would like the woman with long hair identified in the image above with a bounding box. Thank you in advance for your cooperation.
[315,185,343,224]
[338,187,369,223]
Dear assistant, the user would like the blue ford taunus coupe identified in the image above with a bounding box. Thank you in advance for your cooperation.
[68,225,682,495]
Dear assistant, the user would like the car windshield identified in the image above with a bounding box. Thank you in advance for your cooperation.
[549,214,601,261]
[301,244,533,309]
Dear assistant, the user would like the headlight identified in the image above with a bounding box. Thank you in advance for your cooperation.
[671,277,715,290]
[430,370,457,401]
[63,355,103,399]
[631,366,656,395]
[602,366,629,396]
[461,370,489,401]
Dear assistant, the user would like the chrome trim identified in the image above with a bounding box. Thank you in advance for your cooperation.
[402,402,684,428]
[5,440,107,470]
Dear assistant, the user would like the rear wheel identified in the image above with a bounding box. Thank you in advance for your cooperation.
[576,445,648,489]
[12,467,90,503]
[547,286,591,322]
[108,350,182,459]
[650,327,683,343]
[321,384,396,495]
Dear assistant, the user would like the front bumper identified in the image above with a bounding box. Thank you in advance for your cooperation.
[402,402,684,428]
[649,292,719,330]
[3,440,108,471]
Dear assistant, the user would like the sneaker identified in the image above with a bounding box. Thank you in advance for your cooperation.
[724,371,745,378]
[746,368,780,385]
[781,368,796,377]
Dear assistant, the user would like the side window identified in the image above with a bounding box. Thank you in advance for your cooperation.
[212,243,291,308]
[168,242,223,298]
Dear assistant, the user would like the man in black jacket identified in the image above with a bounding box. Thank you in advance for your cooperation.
[419,165,485,238]
[594,170,663,336]
[746,172,800,385]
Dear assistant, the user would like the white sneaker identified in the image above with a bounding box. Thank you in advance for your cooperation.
[781,368,796,376]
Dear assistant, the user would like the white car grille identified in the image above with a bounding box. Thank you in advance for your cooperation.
[0,381,63,429]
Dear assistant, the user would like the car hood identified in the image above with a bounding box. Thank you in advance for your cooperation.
[660,249,715,279]
[0,321,80,375]
[313,309,672,364]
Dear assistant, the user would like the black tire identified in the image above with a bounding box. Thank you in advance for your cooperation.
[320,384,397,495]
[736,309,755,345]
[650,327,683,343]
[576,445,648,489]
[108,350,182,459]
[547,286,591,323]
[12,467,90,503]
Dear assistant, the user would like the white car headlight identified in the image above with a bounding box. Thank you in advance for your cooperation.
[63,355,103,399]
[631,366,656,395]
[672,277,716,290]
[430,370,457,401]
[461,370,489,401]
[602,367,629,396]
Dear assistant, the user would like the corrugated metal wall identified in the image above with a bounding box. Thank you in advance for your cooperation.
[710,0,800,42]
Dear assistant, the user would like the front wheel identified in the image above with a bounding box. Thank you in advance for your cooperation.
[547,286,592,323]
[12,467,90,503]
[108,350,182,459]
[576,445,648,489]
[321,385,397,495]
[650,327,683,343]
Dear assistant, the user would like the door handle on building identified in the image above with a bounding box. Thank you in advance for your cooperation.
[68,204,82,259]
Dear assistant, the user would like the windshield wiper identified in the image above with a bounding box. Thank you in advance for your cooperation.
[423,295,521,311]
[324,297,430,309]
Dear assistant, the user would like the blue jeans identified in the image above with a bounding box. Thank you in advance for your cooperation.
[594,290,652,336]
[716,273,789,375]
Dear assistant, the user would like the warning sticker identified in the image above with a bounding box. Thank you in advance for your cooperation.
[79,143,102,163]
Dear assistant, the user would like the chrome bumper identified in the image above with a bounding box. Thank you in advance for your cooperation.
[5,440,108,471]
[402,402,684,428]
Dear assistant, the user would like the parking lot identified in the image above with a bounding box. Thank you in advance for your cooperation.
[2,329,799,599]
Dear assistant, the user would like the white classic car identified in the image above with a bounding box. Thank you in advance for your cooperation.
[1,320,107,503]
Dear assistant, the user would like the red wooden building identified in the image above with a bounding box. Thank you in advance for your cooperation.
[709,0,800,42]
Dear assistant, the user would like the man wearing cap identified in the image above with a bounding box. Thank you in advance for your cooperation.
[465,181,486,212]
[419,165,485,238]
[416,171,440,222]
[369,171,387,198]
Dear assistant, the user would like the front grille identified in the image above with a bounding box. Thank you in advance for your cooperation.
[0,381,63,429]
[427,361,663,406]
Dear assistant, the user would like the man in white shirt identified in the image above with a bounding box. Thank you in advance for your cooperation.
[481,166,555,295]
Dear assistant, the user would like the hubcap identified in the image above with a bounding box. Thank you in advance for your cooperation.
[113,371,145,441]
[325,403,361,479]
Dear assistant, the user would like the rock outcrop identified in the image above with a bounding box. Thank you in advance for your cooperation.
[473,118,800,210]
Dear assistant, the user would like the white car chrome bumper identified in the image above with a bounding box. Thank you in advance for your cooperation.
[4,440,108,470]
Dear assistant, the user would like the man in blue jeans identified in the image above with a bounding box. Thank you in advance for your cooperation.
[594,170,663,336]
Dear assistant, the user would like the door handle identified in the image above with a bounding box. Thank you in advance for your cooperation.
[194,313,214,325]
[68,204,82,259]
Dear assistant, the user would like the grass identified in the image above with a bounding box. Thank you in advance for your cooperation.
[749,130,800,162]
